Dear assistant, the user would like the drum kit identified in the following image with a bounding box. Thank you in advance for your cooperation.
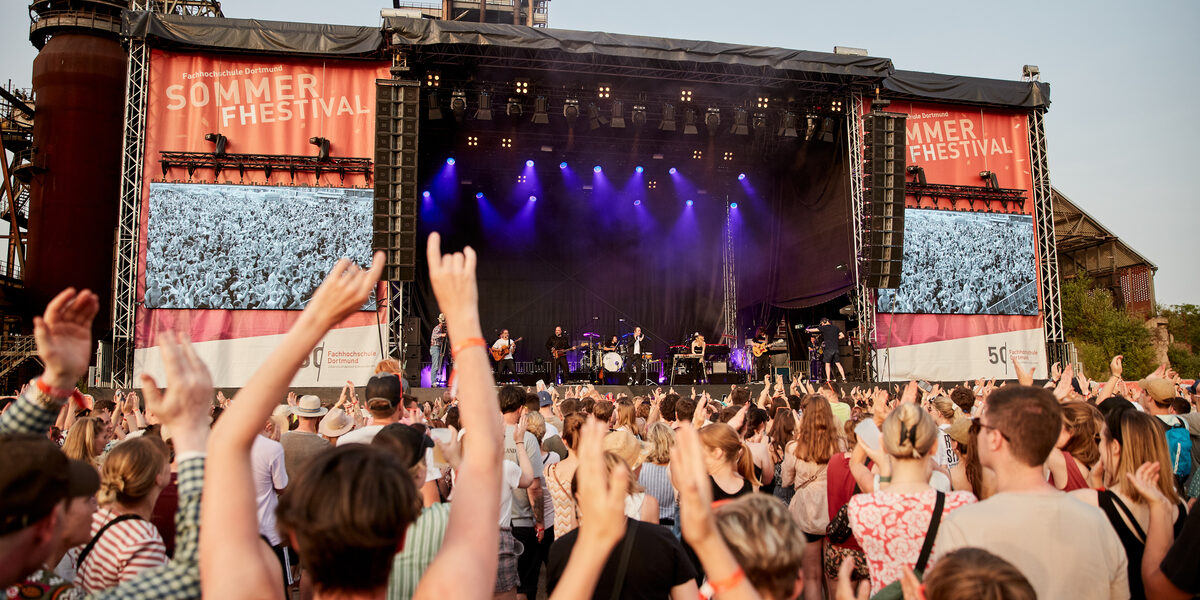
[574,332,653,383]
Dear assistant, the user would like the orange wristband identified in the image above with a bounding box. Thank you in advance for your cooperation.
[451,337,487,358]
[708,567,746,596]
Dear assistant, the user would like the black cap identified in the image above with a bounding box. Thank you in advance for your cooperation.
[0,435,100,535]
[365,374,404,408]
[372,423,428,469]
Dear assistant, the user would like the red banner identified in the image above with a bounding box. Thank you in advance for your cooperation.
[136,51,390,348]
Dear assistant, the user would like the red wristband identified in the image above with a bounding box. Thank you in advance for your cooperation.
[708,567,746,595]
[451,337,487,358]
[35,376,75,400]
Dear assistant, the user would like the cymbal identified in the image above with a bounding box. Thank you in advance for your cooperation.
[582,332,600,338]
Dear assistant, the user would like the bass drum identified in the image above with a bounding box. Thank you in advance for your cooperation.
[602,351,624,372]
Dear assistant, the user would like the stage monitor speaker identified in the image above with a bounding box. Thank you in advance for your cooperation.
[374,79,421,282]
[863,111,907,289]
[708,373,746,385]
[711,361,729,374]
[403,359,420,381]
[402,316,420,345]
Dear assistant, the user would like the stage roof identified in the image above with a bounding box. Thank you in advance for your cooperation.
[123,11,1050,110]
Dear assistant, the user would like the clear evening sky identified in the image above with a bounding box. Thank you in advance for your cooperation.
[2,0,1196,305]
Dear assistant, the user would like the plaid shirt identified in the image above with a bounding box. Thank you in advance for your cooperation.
[1,382,205,600]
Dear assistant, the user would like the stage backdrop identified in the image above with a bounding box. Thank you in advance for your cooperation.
[133,51,391,387]
[867,100,1045,381]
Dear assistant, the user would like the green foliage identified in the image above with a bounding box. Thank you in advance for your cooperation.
[1060,277,1155,379]
[1163,303,1200,379]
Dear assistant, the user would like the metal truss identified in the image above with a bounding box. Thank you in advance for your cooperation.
[905,182,1026,211]
[1029,109,1066,365]
[722,200,737,348]
[847,91,876,382]
[388,281,404,360]
[158,151,372,183]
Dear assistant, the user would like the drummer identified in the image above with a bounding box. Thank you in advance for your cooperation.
[598,334,621,384]
[601,334,620,353]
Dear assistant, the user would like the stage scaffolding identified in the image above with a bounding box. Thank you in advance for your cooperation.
[1029,108,1068,366]
[722,199,737,348]
[847,91,876,382]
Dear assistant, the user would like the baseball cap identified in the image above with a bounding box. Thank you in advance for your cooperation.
[365,374,407,408]
[1137,379,1177,404]
[0,435,100,535]
[537,390,553,408]
[373,423,431,470]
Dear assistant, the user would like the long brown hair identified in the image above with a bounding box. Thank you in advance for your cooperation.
[699,423,760,486]
[62,417,105,466]
[767,407,795,462]
[1060,402,1102,467]
[1103,409,1181,505]
[794,395,839,464]
[613,402,641,438]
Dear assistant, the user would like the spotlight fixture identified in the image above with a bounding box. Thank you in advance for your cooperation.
[474,91,492,120]
[610,100,625,128]
[730,202,738,209]
[475,192,484,199]
[598,84,611,99]
[532,96,550,124]
[633,200,641,206]
[668,167,677,175]
[501,138,513,149]
[704,107,721,135]
[422,191,431,199]
[680,88,693,102]
[778,111,798,138]
[907,165,927,185]
[737,173,746,181]
[588,103,607,130]
[979,170,999,189]
[692,150,703,160]
[466,135,479,147]
[631,104,647,129]
[529,195,537,202]
[686,199,693,207]
[820,117,836,142]
[203,132,228,157]
[506,97,522,117]
[722,151,734,161]
[635,166,644,174]
[756,96,769,109]
[683,109,698,135]
[514,80,529,94]
[647,180,657,189]
[516,175,527,184]
[563,99,580,126]
[730,108,749,136]
[427,90,443,120]
[659,103,676,132]
[830,99,844,113]
[559,161,568,169]
[593,165,603,173]
[752,112,767,133]
[425,72,440,87]
[526,159,535,167]
[308,136,330,161]
[445,157,456,166]
[450,90,466,121]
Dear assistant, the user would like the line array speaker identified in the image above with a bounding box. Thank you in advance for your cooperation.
[862,111,907,289]
[374,79,421,282]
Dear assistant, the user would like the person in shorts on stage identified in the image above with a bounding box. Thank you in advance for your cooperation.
[807,318,846,382]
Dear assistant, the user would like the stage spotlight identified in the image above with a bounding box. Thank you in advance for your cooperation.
[598,84,611,99]
[907,165,927,185]
[475,91,492,120]
[426,72,440,87]
[501,138,513,149]
[686,199,693,207]
[610,100,625,128]
[778,111,798,137]
[979,170,999,189]
[756,96,769,109]
[506,97,523,117]
[204,132,228,157]
[683,109,698,135]
[308,136,330,161]
[563,99,580,126]
[738,173,746,181]
[633,200,642,206]
[427,91,443,120]
[660,103,677,132]
[631,104,647,128]
[669,167,677,174]
[820,117,835,142]
[730,108,749,135]
[466,135,478,147]
[514,80,529,94]
[445,157,456,166]
[529,195,538,202]
[635,166,644,173]
[680,88,693,102]
[705,107,721,135]
[526,160,535,167]
[422,191,431,199]
[588,103,607,130]
[593,165,603,173]
[475,192,484,199]
[752,112,767,133]
[532,96,550,124]
[559,161,568,169]
[730,202,738,209]
[450,90,466,121]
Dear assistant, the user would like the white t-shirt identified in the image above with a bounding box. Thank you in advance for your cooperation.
[251,435,289,545]
[337,424,385,445]
[499,460,523,528]
[933,423,960,469]
[934,491,1129,600]
[492,338,515,359]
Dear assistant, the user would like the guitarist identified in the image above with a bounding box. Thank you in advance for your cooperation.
[491,329,519,380]
[751,325,772,381]
[546,326,570,385]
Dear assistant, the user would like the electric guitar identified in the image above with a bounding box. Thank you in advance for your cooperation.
[490,337,523,361]
[552,342,590,359]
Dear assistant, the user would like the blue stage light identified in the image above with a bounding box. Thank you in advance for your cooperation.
[635,166,644,174]
[529,195,537,202]
[526,160,535,167]
[594,165,603,173]
[686,199,693,207]
[668,167,677,175]
[633,200,642,206]
[446,158,456,166]
[475,192,484,199]
[738,173,746,181]
[559,162,568,169]
[730,202,738,209]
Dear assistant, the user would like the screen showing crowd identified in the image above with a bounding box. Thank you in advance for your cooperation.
[144,182,375,311]
[877,208,1038,316]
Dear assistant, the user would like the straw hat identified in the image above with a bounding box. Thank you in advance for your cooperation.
[319,408,355,438]
[603,430,648,470]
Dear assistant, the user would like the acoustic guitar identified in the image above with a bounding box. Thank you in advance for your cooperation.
[490,337,523,361]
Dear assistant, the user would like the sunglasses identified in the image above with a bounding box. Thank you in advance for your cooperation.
[970,417,1010,442]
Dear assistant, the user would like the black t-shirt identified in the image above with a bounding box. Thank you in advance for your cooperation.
[817,324,842,350]
[547,519,696,599]
[1161,502,1200,594]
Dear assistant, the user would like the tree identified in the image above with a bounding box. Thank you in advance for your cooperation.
[1162,303,1200,379]
[1060,277,1156,379]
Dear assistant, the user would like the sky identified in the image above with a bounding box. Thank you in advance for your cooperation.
[2,0,1197,305]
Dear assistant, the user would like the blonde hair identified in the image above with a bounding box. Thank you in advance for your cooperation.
[699,423,759,487]
[931,396,962,422]
[1104,409,1182,505]
[374,359,402,374]
[644,422,675,465]
[525,411,547,443]
[714,494,806,600]
[881,403,938,459]
[613,403,641,438]
[1061,402,1102,467]
[98,436,168,506]
[603,430,647,471]
[63,417,105,466]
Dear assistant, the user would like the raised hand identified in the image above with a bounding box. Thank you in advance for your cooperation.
[33,288,100,390]
[670,424,717,547]
[900,380,919,404]
[574,419,628,547]
[305,253,384,329]
[1013,358,1034,387]
[514,413,528,443]
[139,331,213,453]
[433,425,463,470]
[1124,461,1169,506]
[1053,363,1075,401]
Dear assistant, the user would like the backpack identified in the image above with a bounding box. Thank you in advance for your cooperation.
[788,463,829,535]
[1160,416,1193,480]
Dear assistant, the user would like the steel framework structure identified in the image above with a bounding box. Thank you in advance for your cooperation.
[1029,109,1066,366]
[721,199,737,348]
[158,151,372,183]
[847,91,876,382]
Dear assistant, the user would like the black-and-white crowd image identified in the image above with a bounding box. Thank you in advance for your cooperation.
[145,182,375,310]
[877,209,1038,315]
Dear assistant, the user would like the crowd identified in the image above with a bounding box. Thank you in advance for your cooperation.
[144,183,374,310]
[3,233,1200,600]
[877,209,1038,316]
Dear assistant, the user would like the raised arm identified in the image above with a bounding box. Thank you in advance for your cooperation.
[415,233,504,599]
[201,253,383,600]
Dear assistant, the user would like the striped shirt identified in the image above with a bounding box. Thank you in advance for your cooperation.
[75,508,168,594]
[387,502,451,600]
[638,462,677,522]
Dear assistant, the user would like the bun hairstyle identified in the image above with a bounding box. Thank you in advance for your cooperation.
[881,402,938,459]
[931,396,963,422]
[560,412,586,451]
[98,436,168,506]
[699,423,760,487]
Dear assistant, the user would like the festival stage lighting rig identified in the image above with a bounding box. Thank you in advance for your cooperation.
[680,88,693,102]
[752,112,767,133]
[425,72,440,87]
[705,108,721,135]
[514,80,529,94]
[506,97,522,117]
[427,91,443,120]
[659,103,676,132]
[309,137,330,161]
[450,90,467,121]
[474,91,493,120]
[979,171,999,190]
[610,101,626,128]
[777,111,798,138]
[588,104,606,130]
[563,99,580,126]
[501,138,513,149]
[723,151,734,162]
[203,132,228,157]
[730,108,749,135]
[532,96,550,124]
[598,85,611,99]
[756,96,769,109]
[467,135,479,147]
[683,109,698,135]
[631,104,647,129]
[907,165,927,185]
[820,117,835,142]
[830,99,844,113]
[692,150,703,160]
